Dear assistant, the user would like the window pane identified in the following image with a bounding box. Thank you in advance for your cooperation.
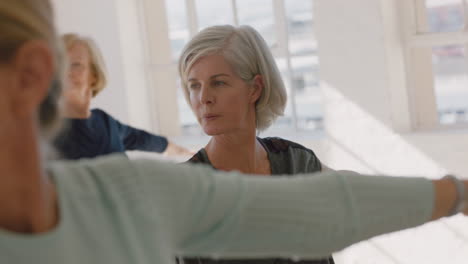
[291,55,323,130]
[424,0,464,33]
[165,0,190,61]
[286,0,316,56]
[177,80,203,136]
[432,45,468,124]
[196,0,234,30]
[165,0,199,135]
[236,0,276,48]
[261,57,294,135]
[286,0,323,131]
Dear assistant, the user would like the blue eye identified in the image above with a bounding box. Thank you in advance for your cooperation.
[70,62,84,71]
[189,83,200,90]
[214,81,226,86]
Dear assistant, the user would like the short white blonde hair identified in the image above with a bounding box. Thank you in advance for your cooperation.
[178,25,287,131]
[62,33,107,97]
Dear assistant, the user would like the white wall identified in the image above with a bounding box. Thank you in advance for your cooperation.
[113,0,156,131]
[315,0,468,263]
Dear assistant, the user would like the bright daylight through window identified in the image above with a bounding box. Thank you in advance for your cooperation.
[409,0,468,127]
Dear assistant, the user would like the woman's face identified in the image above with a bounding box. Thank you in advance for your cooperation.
[63,42,96,118]
[0,64,16,122]
[187,54,261,136]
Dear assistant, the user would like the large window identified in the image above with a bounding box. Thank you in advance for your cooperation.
[405,0,468,129]
[165,0,322,136]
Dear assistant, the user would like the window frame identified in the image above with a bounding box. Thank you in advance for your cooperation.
[402,0,468,131]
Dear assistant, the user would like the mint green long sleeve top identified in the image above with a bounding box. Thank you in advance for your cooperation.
[0,155,434,264]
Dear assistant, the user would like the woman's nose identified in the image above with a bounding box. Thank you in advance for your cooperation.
[200,86,215,105]
[68,69,78,81]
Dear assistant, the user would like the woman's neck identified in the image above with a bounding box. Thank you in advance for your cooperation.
[63,106,90,119]
[205,129,270,175]
[62,89,92,119]
[0,117,57,233]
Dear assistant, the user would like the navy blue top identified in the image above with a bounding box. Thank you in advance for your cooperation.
[54,109,168,160]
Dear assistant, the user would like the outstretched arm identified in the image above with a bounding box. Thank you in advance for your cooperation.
[113,116,192,156]
[115,120,168,153]
[130,160,466,259]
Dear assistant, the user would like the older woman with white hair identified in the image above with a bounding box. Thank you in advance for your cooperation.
[54,33,192,159]
[178,24,334,264]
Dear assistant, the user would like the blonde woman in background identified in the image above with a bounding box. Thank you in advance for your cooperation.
[0,1,467,264]
[54,33,192,159]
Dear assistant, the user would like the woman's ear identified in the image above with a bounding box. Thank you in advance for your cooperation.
[12,40,54,117]
[250,74,264,103]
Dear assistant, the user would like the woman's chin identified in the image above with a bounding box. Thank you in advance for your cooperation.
[203,127,224,136]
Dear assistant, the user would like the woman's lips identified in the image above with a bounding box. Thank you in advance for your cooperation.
[203,114,220,121]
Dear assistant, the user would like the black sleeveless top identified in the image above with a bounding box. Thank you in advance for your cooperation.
[182,137,334,264]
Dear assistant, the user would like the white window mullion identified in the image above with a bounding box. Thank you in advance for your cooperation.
[409,31,468,47]
[463,0,468,102]
[185,0,199,37]
[414,0,429,33]
[463,0,468,31]
[273,0,298,131]
[403,0,438,130]
[231,0,239,26]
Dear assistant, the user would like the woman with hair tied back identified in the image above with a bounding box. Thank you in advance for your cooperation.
[53,33,192,160]
[178,25,335,264]
[0,1,467,264]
